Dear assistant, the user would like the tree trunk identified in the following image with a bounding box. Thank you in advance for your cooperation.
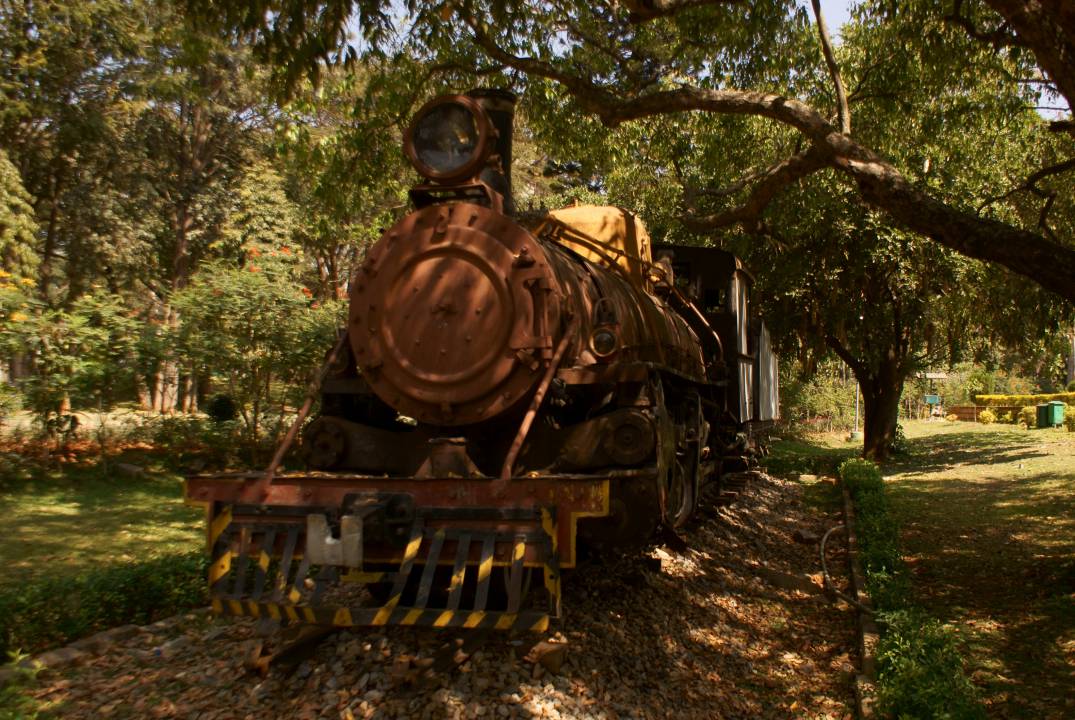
[861,375,902,461]
[1067,323,1075,388]
[151,364,164,413]
[181,370,198,413]
[826,331,908,462]
[155,306,181,414]
[39,199,59,300]
[136,373,152,410]
[159,361,179,414]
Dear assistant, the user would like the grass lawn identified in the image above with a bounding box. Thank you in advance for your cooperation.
[770,419,1075,718]
[0,452,204,585]
[884,420,1075,719]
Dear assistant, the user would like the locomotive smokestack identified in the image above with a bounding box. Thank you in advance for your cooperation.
[467,88,516,215]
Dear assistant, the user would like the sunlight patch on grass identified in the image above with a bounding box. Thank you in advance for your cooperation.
[881,419,1075,717]
[1,463,202,584]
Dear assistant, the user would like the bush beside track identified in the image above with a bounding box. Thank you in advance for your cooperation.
[839,459,985,720]
[0,552,207,657]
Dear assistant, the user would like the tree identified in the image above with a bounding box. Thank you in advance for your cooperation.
[0,0,149,304]
[0,149,38,279]
[494,0,1067,458]
[3,289,140,433]
[276,67,417,300]
[122,12,272,412]
[185,0,1075,303]
[172,229,343,443]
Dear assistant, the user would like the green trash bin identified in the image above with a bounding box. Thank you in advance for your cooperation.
[1047,401,1066,427]
[1035,403,1050,428]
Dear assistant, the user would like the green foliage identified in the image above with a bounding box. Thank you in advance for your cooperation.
[1064,406,1075,432]
[4,289,140,426]
[998,411,1012,424]
[172,226,344,440]
[0,383,21,421]
[276,67,414,299]
[974,392,1075,406]
[977,408,996,425]
[0,651,44,720]
[1067,380,1075,393]
[838,457,884,495]
[839,458,910,607]
[855,489,911,609]
[0,149,39,280]
[0,552,208,657]
[1018,406,1037,428]
[141,415,243,467]
[875,610,986,720]
[777,359,859,433]
[892,422,908,454]
[839,456,983,717]
[218,161,298,256]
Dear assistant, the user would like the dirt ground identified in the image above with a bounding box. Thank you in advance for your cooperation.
[22,473,857,720]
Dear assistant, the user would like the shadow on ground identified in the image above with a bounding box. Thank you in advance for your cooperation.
[886,424,1075,720]
[26,474,857,720]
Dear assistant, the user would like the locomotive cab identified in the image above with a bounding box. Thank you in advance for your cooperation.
[653,244,780,456]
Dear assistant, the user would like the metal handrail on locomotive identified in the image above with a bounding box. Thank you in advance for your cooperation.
[184,89,780,633]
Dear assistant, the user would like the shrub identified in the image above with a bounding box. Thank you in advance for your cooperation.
[140,414,243,468]
[1065,406,1075,432]
[854,490,911,608]
[838,457,883,495]
[998,411,1012,423]
[875,610,986,720]
[0,652,44,720]
[839,459,983,717]
[976,409,995,424]
[0,552,208,657]
[1018,406,1036,428]
[891,422,908,454]
[974,391,1075,407]
[206,393,238,423]
[839,458,909,608]
[945,413,958,422]
[0,383,21,421]
[1067,380,1075,393]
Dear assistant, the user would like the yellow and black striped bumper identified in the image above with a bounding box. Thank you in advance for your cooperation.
[206,504,561,632]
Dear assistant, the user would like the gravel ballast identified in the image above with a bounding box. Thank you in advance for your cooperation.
[23,473,857,719]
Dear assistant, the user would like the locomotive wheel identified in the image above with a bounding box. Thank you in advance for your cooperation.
[304,417,347,469]
[664,450,695,527]
[662,388,704,529]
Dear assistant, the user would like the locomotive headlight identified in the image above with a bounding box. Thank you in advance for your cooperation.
[591,326,620,359]
[404,95,495,183]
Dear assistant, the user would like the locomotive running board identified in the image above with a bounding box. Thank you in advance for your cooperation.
[205,506,561,633]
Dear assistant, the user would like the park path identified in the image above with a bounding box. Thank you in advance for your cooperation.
[885,422,1075,719]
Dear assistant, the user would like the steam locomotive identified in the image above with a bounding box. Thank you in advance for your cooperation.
[184,89,779,633]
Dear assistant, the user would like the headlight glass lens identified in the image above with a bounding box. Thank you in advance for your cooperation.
[412,102,480,176]
[592,328,619,357]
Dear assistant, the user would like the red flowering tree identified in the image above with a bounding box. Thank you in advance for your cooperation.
[171,163,344,442]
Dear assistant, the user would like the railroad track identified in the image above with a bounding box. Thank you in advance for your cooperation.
[19,472,857,720]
